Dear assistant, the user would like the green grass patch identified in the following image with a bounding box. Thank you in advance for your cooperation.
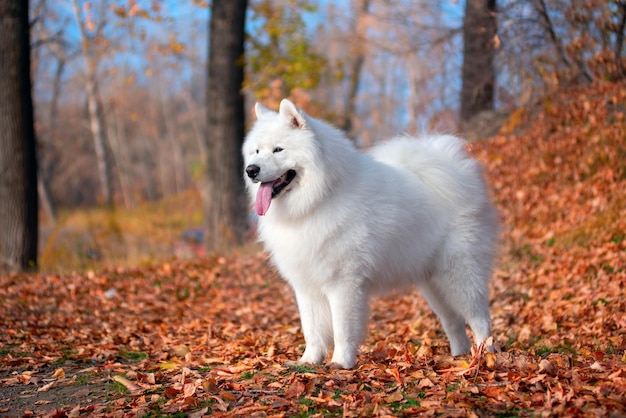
[142,409,187,418]
[119,349,148,361]
[52,347,78,365]
[75,371,101,385]
[176,287,190,301]
[332,389,343,400]
[446,383,460,392]
[534,344,551,357]
[108,380,130,396]
[297,397,315,407]
[241,370,255,379]
[534,343,576,357]
[287,363,317,374]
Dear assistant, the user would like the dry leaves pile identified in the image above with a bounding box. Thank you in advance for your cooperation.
[1,81,625,417]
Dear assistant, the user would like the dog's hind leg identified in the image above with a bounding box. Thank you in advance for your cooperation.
[419,279,472,355]
[444,258,494,353]
[459,283,492,353]
[294,290,333,365]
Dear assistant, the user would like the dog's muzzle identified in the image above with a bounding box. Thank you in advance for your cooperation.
[246,164,261,181]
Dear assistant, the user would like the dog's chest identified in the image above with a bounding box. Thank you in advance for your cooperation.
[260,218,357,286]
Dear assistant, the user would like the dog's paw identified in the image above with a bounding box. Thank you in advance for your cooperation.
[329,348,357,369]
[327,361,353,370]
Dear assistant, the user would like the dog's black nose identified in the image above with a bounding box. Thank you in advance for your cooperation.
[246,164,260,179]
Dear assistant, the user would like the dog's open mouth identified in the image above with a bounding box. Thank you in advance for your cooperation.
[255,169,296,216]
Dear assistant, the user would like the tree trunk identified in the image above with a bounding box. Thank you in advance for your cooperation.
[37,169,56,224]
[341,0,370,139]
[72,0,114,208]
[37,52,64,223]
[204,0,248,252]
[110,105,136,208]
[158,81,184,195]
[0,0,39,272]
[614,1,626,79]
[84,57,114,208]
[460,0,497,123]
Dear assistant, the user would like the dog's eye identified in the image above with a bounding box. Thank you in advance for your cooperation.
[273,147,284,153]
[255,149,259,154]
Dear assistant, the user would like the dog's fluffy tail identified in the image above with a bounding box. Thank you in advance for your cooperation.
[369,134,486,207]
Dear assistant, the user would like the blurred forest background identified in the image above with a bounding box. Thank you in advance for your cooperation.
[3,0,625,271]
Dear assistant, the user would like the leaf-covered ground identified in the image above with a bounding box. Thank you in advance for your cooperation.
[1,82,625,417]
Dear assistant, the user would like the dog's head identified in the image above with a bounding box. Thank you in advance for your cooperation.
[242,99,324,218]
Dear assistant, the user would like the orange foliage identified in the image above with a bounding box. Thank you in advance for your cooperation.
[0,82,625,416]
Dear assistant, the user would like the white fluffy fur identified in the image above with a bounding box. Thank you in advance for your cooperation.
[242,99,498,369]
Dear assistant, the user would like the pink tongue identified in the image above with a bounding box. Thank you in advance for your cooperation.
[255,182,274,216]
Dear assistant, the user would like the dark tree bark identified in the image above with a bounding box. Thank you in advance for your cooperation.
[614,1,626,79]
[460,0,497,123]
[341,0,370,140]
[0,0,39,272]
[204,0,248,251]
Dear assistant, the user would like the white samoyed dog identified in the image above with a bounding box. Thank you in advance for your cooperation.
[242,99,498,369]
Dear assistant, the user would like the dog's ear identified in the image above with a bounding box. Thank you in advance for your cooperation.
[279,99,307,129]
[254,102,272,119]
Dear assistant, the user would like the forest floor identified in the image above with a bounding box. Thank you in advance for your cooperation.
[1,81,625,417]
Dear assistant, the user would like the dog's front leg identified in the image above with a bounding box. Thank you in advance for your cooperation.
[293,289,333,364]
[326,282,369,369]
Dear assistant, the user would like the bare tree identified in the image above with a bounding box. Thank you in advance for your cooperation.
[461,0,497,123]
[0,0,39,272]
[313,1,464,142]
[71,0,114,208]
[204,0,249,251]
[533,0,593,83]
